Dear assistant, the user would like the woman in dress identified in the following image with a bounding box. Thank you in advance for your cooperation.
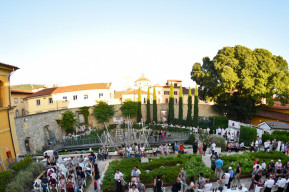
[93,163,101,191]
[58,174,66,192]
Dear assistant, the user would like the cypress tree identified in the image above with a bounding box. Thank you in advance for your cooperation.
[137,87,142,122]
[186,87,192,126]
[153,87,158,123]
[193,86,199,127]
[146,86,151,123]
[168,82,174,124]
[178,85,183,125]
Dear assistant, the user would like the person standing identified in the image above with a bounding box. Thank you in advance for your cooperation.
[115,169,124,192]
[93,163,101,192]
[137,180,145,192]
[172,178,182,192]
[255,139,259,152]
[188,176,196,192]
[215,157,223,180]
[203,141,207,156]
[174,142,179,155]
[232,163,241,186]
[127,145,132,159]
[264,175,274,192]
[228,167,234,188]
[276,176,286,192]
[178,169,187,192]
[193,140,198,154]
[153,175,163,192]
[211,142,216,155]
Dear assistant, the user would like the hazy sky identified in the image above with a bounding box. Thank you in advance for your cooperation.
[1,1,288,90]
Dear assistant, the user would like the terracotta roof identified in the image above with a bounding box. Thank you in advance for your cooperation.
[25,83,111,99]
[11,89,33,94]
[0,62,19,70]
[266,101,289,110]
[255,110,289,123]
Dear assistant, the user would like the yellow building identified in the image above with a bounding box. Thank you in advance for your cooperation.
[252,101,289,126]
[11,89,33,118]
[0,62,20,171]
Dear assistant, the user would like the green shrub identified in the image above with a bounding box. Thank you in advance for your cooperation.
[187,134,196,144]
[208,135,226,151]
[239,126,257,146]
[262,131,289,143]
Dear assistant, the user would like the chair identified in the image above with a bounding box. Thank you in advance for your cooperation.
[33,179,43,192]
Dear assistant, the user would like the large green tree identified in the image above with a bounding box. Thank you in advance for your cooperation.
[191,45,289,122]
[137,87,142,122]
[120,100,138,117]
[186,87,192,126]
[178,85,183,125]
[153,87,158,122]
[193,86,199,127]
[56,110,78,133]
[168,82,174,124]
[146,86,151,123]
[93,101,115,123]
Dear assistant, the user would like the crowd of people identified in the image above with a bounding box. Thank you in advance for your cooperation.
[40,151,101,192]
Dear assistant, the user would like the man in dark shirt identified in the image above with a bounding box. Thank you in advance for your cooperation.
[172,178,182,192]
[41,175,49,192]
[77,168,86,179]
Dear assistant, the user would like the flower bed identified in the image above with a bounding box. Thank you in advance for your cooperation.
[102,154,214,191]
[221,151,288,175]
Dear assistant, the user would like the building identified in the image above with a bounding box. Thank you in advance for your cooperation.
[0,62,20,171]
[258,121,289,134]
[10,89,33,118]
[251,101,289,126]
[24,83,115,115]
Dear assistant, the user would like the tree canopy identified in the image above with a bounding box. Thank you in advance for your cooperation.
[93,101,115,123]
[120,99,138,117]
[191,45,289,122]
[56,110,78,133]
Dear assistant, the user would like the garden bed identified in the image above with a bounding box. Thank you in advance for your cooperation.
[102,154,214,191]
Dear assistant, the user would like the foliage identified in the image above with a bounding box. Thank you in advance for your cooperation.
[0,156,33,192]
[187,133,196,144]
[120,100,138,117]
[207,134,226,151]
[146,87,151,123]
[168,82,174,124]
[239,126,257,146]
[178,85,183,125]
[137,87,142,122]
[222,151,288,175]
[80,106,90,125]
[193,86,199,127]
[262,131,289,143]
[186,87,192,126]
[153,87,158,123]
[191,45,289,122]
[6,162,45,192]
[56,110,78,133]
[102,154,214,191]
[93,101,115,123]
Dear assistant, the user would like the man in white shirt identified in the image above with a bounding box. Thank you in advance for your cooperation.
[276,176,286,192]
[211,142,216,155]
[217,127,221,135]
[255,139,259,152]
[275,160,283,171]
[264,140,270,153]
[127,145,132,159]
[115,169,124,192]
[203,179,212,192]
[131,166,141,180]
[264,175,275,192]
[224,171,230,187]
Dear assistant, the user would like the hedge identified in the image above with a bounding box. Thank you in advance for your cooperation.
[102,154,214,191]
[0,156,33,192]
[239,126,257,146]
[262,131,289,143]
[222,151,288,175]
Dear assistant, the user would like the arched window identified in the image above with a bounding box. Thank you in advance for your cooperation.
[15,109,19,117]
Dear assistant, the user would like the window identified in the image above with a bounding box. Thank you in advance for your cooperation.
[174,91,178,95]
[143,98,146,104]
[165,98,168,103]
[84,94,88,99]
[15,110,19,117]
[22,108,25,116]
[63,96,67,102]
[73,95,78,100]
[174,83,177,87]
[175,99,178,104]
[36,99,40,106]
[99,93,103,98]
[164,91,169,95]
[14,98,18,104]
[21,98,24,103]
[49,98,53,104]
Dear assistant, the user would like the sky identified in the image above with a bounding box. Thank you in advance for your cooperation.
[1,1,289,90]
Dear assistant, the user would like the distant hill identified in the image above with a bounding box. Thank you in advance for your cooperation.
[11,84,45,91]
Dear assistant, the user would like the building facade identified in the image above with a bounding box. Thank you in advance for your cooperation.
[0,62,20,171]
[24,83,115,115]
[11,89,33,118]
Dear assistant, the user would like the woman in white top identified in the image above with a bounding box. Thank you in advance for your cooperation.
[164,144,170,156]
[188,176,196,192]
[203,179,212,192]
[159,144,164,156]
[128,184,139,192]
[140,145,146,157]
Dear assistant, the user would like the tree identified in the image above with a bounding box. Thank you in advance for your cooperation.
[191,45,289,122]
[146,87,151,123]
[153,87,158,122]
[186,87,192,126]
[93,101,115,123]
[168,82,174,124]
[120,100,138,117]
[178,85,183,125]
[56,110,78,134]
[80,106,90,125]
[137,87,142,122]
[193,86,199,127]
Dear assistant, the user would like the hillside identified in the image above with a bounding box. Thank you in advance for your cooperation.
[11,84,45,91]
